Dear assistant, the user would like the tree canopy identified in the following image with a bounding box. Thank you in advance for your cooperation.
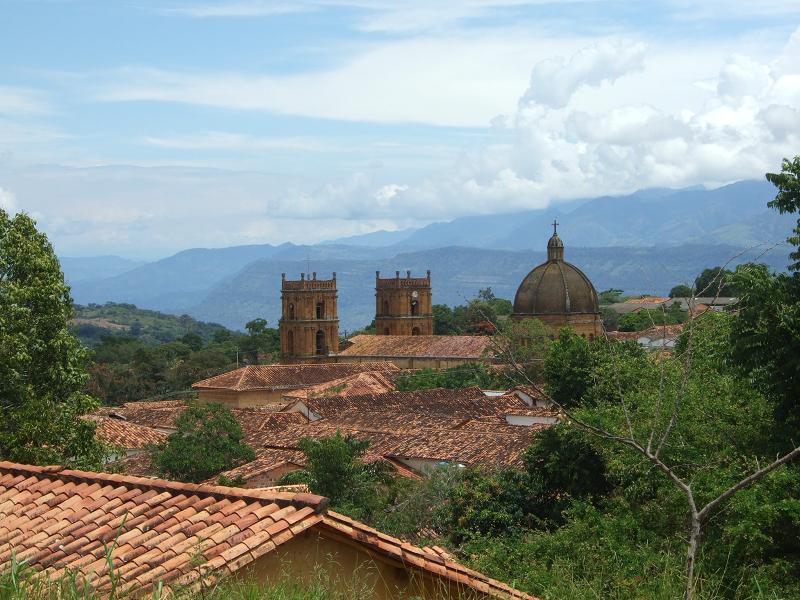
[0,210,106,468]
[152,402,255,483]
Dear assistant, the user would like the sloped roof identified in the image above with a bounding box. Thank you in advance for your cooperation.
[607,323,685,342]
[338,335,494,359]
[192,362,399,392]
[84,415,168,449]
[0,461,535,600]
[388,425,545,468]
[0,461,326,596]
[282,370,396,401]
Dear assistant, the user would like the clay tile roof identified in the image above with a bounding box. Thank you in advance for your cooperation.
[0,461,326,595]
[338,335,495,359]
[320,511,537,600]
[192,362,399,392]
[0,462,534,599]
[282,370,397,401]
[84,415,168,449]
[388,425,545,468]
[623,296,671,304]
[607,323,685,341]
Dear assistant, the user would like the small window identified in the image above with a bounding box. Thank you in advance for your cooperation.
[288,303,295,320]
[316,301,324,319]
[410,300,419,316]
[382,299,389,315]
[411,326,421,336]
[383,327,390,335]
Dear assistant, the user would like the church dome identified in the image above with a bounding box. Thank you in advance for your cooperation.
[513,224,599,316]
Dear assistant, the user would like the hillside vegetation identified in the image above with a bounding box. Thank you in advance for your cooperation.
[72,302,228,346]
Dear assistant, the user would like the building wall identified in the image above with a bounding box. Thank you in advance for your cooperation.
[241,463,301,488]
[250,528,494,600]
[513,312,603,339]
[197,388,285,408]
[279,273,340,360]
[375,271,434,336]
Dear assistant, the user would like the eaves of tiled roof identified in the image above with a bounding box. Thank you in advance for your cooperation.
[84,415,167,449]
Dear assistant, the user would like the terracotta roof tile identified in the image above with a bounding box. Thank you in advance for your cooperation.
[192,362,400,392]
[282,370,397,401]
[0,461,327,595]
[338,334,495,359]
[84,415,168,449]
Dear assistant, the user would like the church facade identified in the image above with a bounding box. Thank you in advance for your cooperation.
[511,223,603,339]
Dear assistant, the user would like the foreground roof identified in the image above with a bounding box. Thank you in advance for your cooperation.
[0,461,535,599]
[192,362,399,392]
[339,335,494,359]
[0,461,326,596]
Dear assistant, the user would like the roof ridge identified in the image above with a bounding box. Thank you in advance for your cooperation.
[0,460,328,513]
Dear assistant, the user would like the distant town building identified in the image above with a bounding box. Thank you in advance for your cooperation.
[512,221,602,339]
[191,362,399,407]
[335,334,496,369]
[279,272,339,361]
[375,270,433,336]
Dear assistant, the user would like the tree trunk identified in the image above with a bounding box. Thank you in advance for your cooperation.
[685,515,702,600]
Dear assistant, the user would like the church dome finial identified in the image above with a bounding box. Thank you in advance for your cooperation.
[547,219,564,261]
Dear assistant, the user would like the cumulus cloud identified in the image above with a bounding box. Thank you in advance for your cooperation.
[380,28,800,215]
[520,40,646,108]
[0,187,18,214]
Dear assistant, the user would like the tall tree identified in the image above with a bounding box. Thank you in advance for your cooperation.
[0,210,106,468]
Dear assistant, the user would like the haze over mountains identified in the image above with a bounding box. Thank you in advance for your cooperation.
[63,180,796,331]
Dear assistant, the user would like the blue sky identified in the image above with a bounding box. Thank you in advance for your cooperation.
[1,0,799,258]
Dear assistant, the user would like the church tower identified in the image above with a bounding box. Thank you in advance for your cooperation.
[280,272,339,361]
[375,270,433,336]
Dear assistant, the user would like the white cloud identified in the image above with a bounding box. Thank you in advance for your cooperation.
[0,187,18,214]
[520,40,646,108]
[0,86,51,116]
[143,132,331,152]
[90,32,590,127]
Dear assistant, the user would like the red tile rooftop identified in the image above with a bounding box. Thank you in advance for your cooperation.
[0,461,535,599]
[192,362,399,392]
[338,335,495,359]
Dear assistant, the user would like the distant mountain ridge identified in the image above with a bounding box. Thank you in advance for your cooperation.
[62,179,797,331]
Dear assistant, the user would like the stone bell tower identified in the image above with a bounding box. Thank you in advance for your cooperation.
[279,272,339,361]
[375,270,433,336]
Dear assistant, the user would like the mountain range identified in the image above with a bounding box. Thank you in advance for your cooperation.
[63,180,797,331]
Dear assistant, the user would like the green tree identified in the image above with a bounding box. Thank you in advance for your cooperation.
[153,402,255,483]
[766,155,800,270]
[524,425,611,524]
[543,329,595,407]
[694,267,738,297]
[598,288,624,304]
[669,284,692,298]
[0,210,106,468]
[281,432,392,520]
[432,304,456,334]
